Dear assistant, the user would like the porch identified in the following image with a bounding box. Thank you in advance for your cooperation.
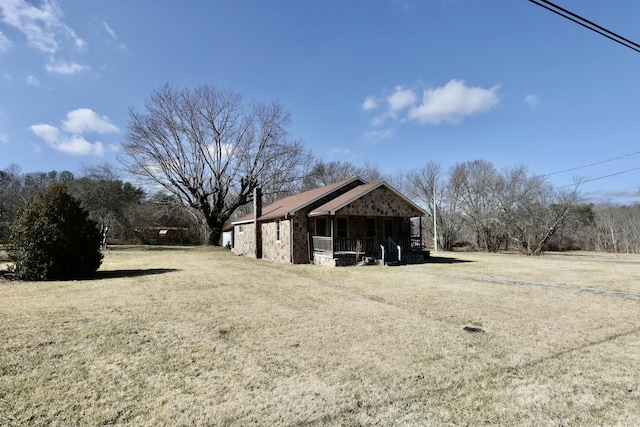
[311,235,429,266]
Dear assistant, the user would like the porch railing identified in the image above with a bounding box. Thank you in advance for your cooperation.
[312,236,333,253]
[393,236,424,249]
[311,236,382,253]
[311,236,420,255]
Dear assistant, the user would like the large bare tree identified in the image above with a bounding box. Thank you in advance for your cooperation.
[119,84,309,245]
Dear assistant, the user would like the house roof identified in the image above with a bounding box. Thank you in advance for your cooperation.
[309,181,426,217]
[231,177,365,225]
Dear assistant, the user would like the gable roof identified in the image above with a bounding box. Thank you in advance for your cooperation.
[309,181,426,217]
[231,177,365,224]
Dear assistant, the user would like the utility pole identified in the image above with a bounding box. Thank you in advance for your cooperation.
[433,184,438,252]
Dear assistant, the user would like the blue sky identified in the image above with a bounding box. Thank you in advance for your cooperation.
[1,0,639,203]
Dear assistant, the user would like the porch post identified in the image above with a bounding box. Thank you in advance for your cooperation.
[330,216,334,255]
[253,187,262,259]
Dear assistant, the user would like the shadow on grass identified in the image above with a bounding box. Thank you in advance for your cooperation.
[426,256,474,264]
[93,268,180,280]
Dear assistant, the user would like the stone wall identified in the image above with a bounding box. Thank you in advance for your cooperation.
[291,211,311,264]
[231,223,256,258]
[337,187,422,218]
[261,220,291,263]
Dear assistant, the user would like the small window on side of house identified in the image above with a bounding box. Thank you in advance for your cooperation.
[239,225,244,234]
[275,220,281,242]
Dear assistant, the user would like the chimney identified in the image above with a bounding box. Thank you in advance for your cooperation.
[253,187,262,258]
[253,187,262,219]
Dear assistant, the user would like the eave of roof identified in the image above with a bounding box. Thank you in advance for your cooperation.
[231,177,365,225]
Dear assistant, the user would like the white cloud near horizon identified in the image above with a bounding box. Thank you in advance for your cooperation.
[364,79,501,126]
[0,0,85,54]
[29,108,119,156]
[330,147,352,156]
[602,189,640,200]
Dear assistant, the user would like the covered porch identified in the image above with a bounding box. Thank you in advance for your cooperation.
[309,216,429,266]
[306,180,428,266]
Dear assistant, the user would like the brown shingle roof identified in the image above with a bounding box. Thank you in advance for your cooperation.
[231,177,365,224]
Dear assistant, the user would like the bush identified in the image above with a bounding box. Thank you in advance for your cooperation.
[6,183,103,280]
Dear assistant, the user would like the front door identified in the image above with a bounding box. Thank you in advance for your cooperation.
[384,219,393,240]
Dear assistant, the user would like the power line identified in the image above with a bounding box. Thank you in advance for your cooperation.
[541,150,640,177]
[529,0,640,54]
[557,166,640,189]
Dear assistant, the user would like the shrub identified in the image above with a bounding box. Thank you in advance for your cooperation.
[6,183,103,280]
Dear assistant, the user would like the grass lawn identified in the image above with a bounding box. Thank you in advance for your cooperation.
[1,247,639,426]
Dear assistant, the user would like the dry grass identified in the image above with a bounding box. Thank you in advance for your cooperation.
[1,247,639,426]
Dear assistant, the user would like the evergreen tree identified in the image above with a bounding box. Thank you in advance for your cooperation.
[6,183,103,280]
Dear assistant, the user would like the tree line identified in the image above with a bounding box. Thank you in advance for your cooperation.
[0,164,204,246]
[2,159,638,254]
[2,83,638,254]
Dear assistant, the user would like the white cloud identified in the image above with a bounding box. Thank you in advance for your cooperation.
[524,94,541,107]
[29,108,118,156]
[363,79,500,127]
[0,131,8,144]
[408,79,500,124]
[45,60,90,75]
[330,147,352,156]
[388,86,417,113]
[207,142,234,163]
[602,189,640,200]
[98,21,117,39]
[0,31,11,51]
[362,96,378,111]
[62,108,119,134]
[0,0,85,54]
[30,123,63,144]
[30,123,104,156]
[26,74,40,86]
[362,128,394,144]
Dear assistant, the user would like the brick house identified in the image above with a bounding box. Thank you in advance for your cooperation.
[231,177,427,266]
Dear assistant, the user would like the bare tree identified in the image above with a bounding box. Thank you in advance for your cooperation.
[119,84,310,245]
[301,160,363,190]
[493,165,548,254]
[529,186,581,255]
[0,164,24,238]
[70,163,145,248]
[450,160,503,251]
[407,162,442,249]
